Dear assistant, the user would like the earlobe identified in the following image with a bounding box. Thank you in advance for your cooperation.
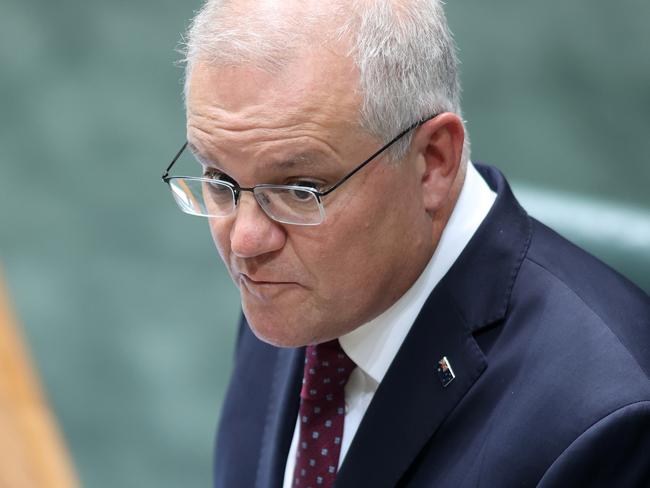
[415,113,465,212]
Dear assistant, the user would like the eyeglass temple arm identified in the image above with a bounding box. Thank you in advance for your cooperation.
[162,141,189,182]
[319,114,436,197]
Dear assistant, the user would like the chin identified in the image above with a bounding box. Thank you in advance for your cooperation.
[243,307,309,348]
[243,306,347,348]
[240,292,362,347]
[247,321,309,348]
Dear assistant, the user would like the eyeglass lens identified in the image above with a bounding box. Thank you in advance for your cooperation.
[168,178,324,225]
[254,186,324,225]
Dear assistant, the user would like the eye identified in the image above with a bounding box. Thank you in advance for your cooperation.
[288,187,316,202]
[287,179,322,190]
[204,169,236,186]
[288,180,322,197]
[278,181,319,204]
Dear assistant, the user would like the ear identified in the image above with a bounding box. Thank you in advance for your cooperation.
[411,113,465,213]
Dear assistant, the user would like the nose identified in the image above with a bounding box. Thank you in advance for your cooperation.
[229,192,286,258]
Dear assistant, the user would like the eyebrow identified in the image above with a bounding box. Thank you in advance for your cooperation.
[187,142,331,172]
[274,152,329,170]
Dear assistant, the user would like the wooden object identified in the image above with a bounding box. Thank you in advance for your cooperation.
[0,270,79,487]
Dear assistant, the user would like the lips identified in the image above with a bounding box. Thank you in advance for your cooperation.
[238,273,301,301]
[240,273,295,285]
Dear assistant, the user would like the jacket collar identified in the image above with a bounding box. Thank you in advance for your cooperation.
[445,164,532,332]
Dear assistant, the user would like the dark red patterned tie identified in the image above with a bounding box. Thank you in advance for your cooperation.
[292,339,356,487]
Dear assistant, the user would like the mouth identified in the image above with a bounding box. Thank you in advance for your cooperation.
[238,273,300,299]
[240,273,295,285]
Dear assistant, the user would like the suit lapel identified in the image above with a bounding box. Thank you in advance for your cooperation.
[255,346,305,488]
[336,165,532,487]
[335,285,487,487]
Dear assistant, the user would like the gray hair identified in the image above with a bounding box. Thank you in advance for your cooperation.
[182,0,470,163]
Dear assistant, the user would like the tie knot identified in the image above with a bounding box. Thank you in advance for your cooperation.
[301,340,356,400]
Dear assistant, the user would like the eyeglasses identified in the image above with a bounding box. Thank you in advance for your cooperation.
[161,114,437,226]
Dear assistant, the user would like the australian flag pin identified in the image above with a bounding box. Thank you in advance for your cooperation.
[437,356,455,388]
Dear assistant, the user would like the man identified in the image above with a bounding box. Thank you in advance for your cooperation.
[162,0,650,486]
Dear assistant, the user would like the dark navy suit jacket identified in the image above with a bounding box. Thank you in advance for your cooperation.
[214,165,650,487]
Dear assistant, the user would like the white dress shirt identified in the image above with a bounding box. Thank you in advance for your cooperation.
[283,163,496,486]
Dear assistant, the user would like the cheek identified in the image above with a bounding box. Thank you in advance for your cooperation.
[305,197,397,296]
[321,176,423,276]
[298,226,401,330]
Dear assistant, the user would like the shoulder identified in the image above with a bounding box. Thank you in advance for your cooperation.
[489,216,650,461]
[537,400,650,486]
[519,218,650,378]
[457,194,650,485]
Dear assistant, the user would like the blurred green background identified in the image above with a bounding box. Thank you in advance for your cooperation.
[0,0,648,486]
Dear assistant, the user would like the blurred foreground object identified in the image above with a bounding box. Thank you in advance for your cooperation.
[0,268,79,488]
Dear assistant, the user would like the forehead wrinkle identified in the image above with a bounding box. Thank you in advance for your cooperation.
[188,99,352,138]
[187,114,348,161]
[262,151,331,172]
[187,127,347,179]
[188,141,328,180]
[186,63,361,139]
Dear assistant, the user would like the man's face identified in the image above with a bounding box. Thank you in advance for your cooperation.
[186,52,435,347]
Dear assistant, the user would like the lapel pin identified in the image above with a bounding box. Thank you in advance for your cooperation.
[437,356,455,388]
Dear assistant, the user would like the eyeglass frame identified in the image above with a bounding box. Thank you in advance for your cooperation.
[161,113,438,224]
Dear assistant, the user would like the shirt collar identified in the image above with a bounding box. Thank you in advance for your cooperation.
[339,162,497,384]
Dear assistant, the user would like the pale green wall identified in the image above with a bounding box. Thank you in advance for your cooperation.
[0,1,648,486]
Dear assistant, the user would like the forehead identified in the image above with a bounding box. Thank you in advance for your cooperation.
[185,47,363,153]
